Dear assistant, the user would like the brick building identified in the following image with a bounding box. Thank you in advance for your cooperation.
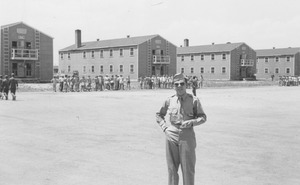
[0,22,53,82]
[255,47,300,80]
[59,30,177,80]
[177,40,256,80]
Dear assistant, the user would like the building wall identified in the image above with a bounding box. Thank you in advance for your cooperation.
[256,54,296,79]
[295,53,300,76]
[177,51,231,80]
[0,23,53,81]
[39,32,53,81]
[138,41,149,78]
[230,44,256,80]
[59,46,139,80]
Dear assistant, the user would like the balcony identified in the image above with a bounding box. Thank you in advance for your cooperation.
[11,49,38,60]
[153,55,170,64]
[241,59,254,66]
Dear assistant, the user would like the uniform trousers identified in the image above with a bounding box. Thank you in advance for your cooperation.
[165,125,196,185]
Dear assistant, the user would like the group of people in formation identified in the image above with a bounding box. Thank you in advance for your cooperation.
[0,73,18,101]
[51,74,131,93]
[138,75,204,91]
[278,76,300,86]
[51,73,205,93]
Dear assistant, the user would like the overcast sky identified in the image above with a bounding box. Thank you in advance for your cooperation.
[1,0,300,65]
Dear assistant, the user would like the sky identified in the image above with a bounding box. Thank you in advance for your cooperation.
[1,0,300,65]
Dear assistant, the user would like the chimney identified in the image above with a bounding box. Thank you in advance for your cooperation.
[75,29,81,48]
[184,39,189,47]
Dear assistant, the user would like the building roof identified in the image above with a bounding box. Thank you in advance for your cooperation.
[177,42,245,54]
[256,47,300,57]
[59,34,159,52]
[1,21,54,39]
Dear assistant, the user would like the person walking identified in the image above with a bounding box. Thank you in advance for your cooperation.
[9,73,18,100]
[156,73,207,185]
[2,75,10,100]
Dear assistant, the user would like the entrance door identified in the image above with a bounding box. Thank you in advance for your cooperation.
[12,63,18,76]
[26,63,32,77]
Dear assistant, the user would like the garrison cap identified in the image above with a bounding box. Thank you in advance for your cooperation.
[173,73,185,82]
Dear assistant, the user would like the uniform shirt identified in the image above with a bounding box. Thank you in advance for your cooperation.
[156,93,206,131]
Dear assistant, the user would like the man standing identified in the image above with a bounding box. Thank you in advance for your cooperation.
[9,73,18,100]
[2,75,10,100]
[156,73,207,185]
[0,75,3,99]
[191,76,198,96]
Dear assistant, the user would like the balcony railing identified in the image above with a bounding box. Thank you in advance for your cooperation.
[241,59,254,66]
[153,55,170,64]
[11,49,38,60]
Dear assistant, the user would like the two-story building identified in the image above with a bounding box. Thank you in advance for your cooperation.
[255,47,300,79]
[0,22,53,82]
[177,40,256,80]
[59,30,177,80]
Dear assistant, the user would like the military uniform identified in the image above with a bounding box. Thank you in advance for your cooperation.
[9,75,18,100]
[156,73,206,185]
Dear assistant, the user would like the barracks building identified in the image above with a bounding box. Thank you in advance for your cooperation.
[177,40,256,80]
[255,47,300,80]
[0,22,53,82]
[59,30,177,80]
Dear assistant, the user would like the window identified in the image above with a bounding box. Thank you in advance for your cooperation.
[275,68,279,74]
[26,42,31,49]
[211,67,215,73]
[265,57,268,62]
[120,65,123,73]
[100,65,104,73]
[68,53,70,59]
[91,51,95,58]
[286,68,290,74]
[91,66,95,73]
[211,54,215,60]
[275,57,279,62]
[110,49,113,57]
[100,50,104,58]
[181,68,184,73]
[222,67,226,74]
[68,66,71,72]
[191,67,194,73]
[201,55,204,60]
[191,55,194,61]
[130,65,134,73]
[181,56,184,62]
[110,65,113,73]
[264,68,269,73]
[60,53,63,59]
[12,41,17,48]
[120,49,123,56]
[287,56,290,62]
[222,53,226,60]
[130,48,134,56]
[200,67,204,73]
[83,66,86,73]
[83,52,86,58]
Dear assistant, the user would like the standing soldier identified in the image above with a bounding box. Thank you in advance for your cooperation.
[0,75,3,99]
[9,73,18,100]
[2,75,10,100]
[126,75,131,90]
[51,76,58,92]
[191,76,198,96]
[156,73,207,185]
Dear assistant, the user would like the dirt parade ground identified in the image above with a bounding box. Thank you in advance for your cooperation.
[0,86,300,185]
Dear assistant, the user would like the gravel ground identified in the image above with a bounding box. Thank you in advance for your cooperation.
[0,86,299,185]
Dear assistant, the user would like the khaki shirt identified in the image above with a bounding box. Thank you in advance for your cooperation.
[156,93,206,131]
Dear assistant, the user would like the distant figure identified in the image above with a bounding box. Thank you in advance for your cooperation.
[199,75,204,88]
[126,75,131,90]
[51,76,58,92]
[2,75,10,100]
[9,73,18,100]
[0,75,3,99]
[191,76,198,96]
[271,74,275,81]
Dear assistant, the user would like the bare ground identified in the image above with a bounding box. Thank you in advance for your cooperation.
[0,86,299,185]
